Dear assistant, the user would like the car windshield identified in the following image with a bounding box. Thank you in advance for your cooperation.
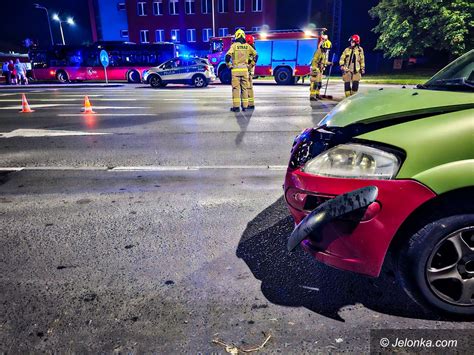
[421,50,474,92]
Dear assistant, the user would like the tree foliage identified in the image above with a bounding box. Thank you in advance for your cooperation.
[369,0,474,58]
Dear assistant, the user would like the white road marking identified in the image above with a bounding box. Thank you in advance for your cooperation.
[0,104,70,110]
[0,165,287,171]
[80,106,150,110]
[58,113,155,117]
[0,129,111,138]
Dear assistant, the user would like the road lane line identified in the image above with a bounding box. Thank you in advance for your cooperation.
[0,165,287,172]
[57,113,155,117]
[0,104,73,110]
[0,129,111,138]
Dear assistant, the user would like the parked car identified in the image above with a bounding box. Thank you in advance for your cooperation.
[143,57,216,88]
[285,49,474,316]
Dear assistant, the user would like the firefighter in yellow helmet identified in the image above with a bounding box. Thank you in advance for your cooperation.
[225,29,257,112]
[339,34,365,97]
[309,38,332,101]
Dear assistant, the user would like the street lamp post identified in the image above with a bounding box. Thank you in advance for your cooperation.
[34,4,54,46]
[53,14,75,45]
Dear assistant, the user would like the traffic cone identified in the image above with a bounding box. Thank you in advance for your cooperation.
[83,96,96,114]
[20,93,34,113]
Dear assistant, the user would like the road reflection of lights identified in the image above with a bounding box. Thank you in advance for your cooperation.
[84,114,98,129]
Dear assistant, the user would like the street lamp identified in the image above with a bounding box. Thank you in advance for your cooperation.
[53,14,75,45]
[34,3,54,46]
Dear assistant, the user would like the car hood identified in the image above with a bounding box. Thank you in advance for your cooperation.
[320,88,474,128]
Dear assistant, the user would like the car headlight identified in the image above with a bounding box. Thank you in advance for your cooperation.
[302,143,401,180]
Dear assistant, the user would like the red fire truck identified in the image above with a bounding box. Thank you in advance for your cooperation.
[207,29,326,85]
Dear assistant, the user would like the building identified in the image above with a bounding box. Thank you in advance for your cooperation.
[88,0,130,41]
[125,0,276,54]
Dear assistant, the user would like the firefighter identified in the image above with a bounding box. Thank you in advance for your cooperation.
[225,29,257,112]
[246,34,256,109]
[309,39,332,101]
[339,34,365,97]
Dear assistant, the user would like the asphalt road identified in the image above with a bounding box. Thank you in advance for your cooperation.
[1,82,473,353]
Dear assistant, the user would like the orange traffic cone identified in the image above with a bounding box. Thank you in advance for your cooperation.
[83,96,96,114]
[20,93,35,113]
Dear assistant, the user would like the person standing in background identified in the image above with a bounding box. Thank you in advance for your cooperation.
[2,61,10,85]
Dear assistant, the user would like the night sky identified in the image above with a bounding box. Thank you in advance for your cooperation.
[0,0,93,52]
[0,0,379,53]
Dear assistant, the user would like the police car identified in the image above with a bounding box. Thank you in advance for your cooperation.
[143,57,216,88]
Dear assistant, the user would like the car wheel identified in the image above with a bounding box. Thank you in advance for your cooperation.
[397,214,474,317]
[192,74,206,88]
[274,67,293,85]
[127,70,140,83]
[219,67,231,85]
[56,71,69,83]
[149,74,162,88]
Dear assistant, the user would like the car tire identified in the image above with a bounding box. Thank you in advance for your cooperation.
[149,74,162,88]
[219,67,231,85]
[192,74,206,88]
[127,70,141,83]
[56,70,69,83]
[274,67,293,85]
[397,214,474,317]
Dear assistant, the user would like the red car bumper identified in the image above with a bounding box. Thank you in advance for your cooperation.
[284,170,436,277]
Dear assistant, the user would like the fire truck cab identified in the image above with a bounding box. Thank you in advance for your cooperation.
[207,29,326,85]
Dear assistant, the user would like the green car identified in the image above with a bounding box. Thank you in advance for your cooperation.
[285,49,474,316]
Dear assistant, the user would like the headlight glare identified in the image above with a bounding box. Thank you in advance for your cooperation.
[302,143,400,179]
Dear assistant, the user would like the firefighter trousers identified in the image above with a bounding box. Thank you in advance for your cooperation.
[310,70,323,98]
[231,69,249,109]
[247,74,254,107]
[342,71,361,97]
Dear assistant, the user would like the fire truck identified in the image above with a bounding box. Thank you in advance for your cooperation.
[207,29,326,85]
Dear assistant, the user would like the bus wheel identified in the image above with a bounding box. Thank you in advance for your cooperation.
[56,70,69,83]
[192,74,206,88]
[219,68,231,85]
[127,70,141,83]
[274,67,293,85]
[149,74,162,88]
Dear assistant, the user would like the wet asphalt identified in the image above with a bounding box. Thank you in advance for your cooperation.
[0,82,473,353]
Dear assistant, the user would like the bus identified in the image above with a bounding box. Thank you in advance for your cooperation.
[29,41,176,83]
[208,29,326,85]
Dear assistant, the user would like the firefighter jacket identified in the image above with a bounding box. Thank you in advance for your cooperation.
[225,42,257,73]
[339,46,365,73]
[311,49,328,72]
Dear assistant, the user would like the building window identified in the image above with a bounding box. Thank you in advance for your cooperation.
[218,27,228,37]
[171,29,180,42]
[155,29,165,42]
[186,29,196,42]
[252,0,262,12]
[252,26,261,32]
[120,29,129,38]
[201,0,211,14]
[169,0,179,15]
[137,2,147,16]
[140,30,149,43]
[202,28,213,42]
[153,1,163,15]
[235,0,244,12]
[117,2,126,11]
[185,0,195,14]
[218,0,228,13]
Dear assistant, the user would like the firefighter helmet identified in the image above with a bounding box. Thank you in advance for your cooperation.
[349,34,360,44]
[246,34,255,45]
[235,29,246,40]
[321,39,332,49]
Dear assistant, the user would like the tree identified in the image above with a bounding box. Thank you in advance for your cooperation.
[369,0,474,58]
